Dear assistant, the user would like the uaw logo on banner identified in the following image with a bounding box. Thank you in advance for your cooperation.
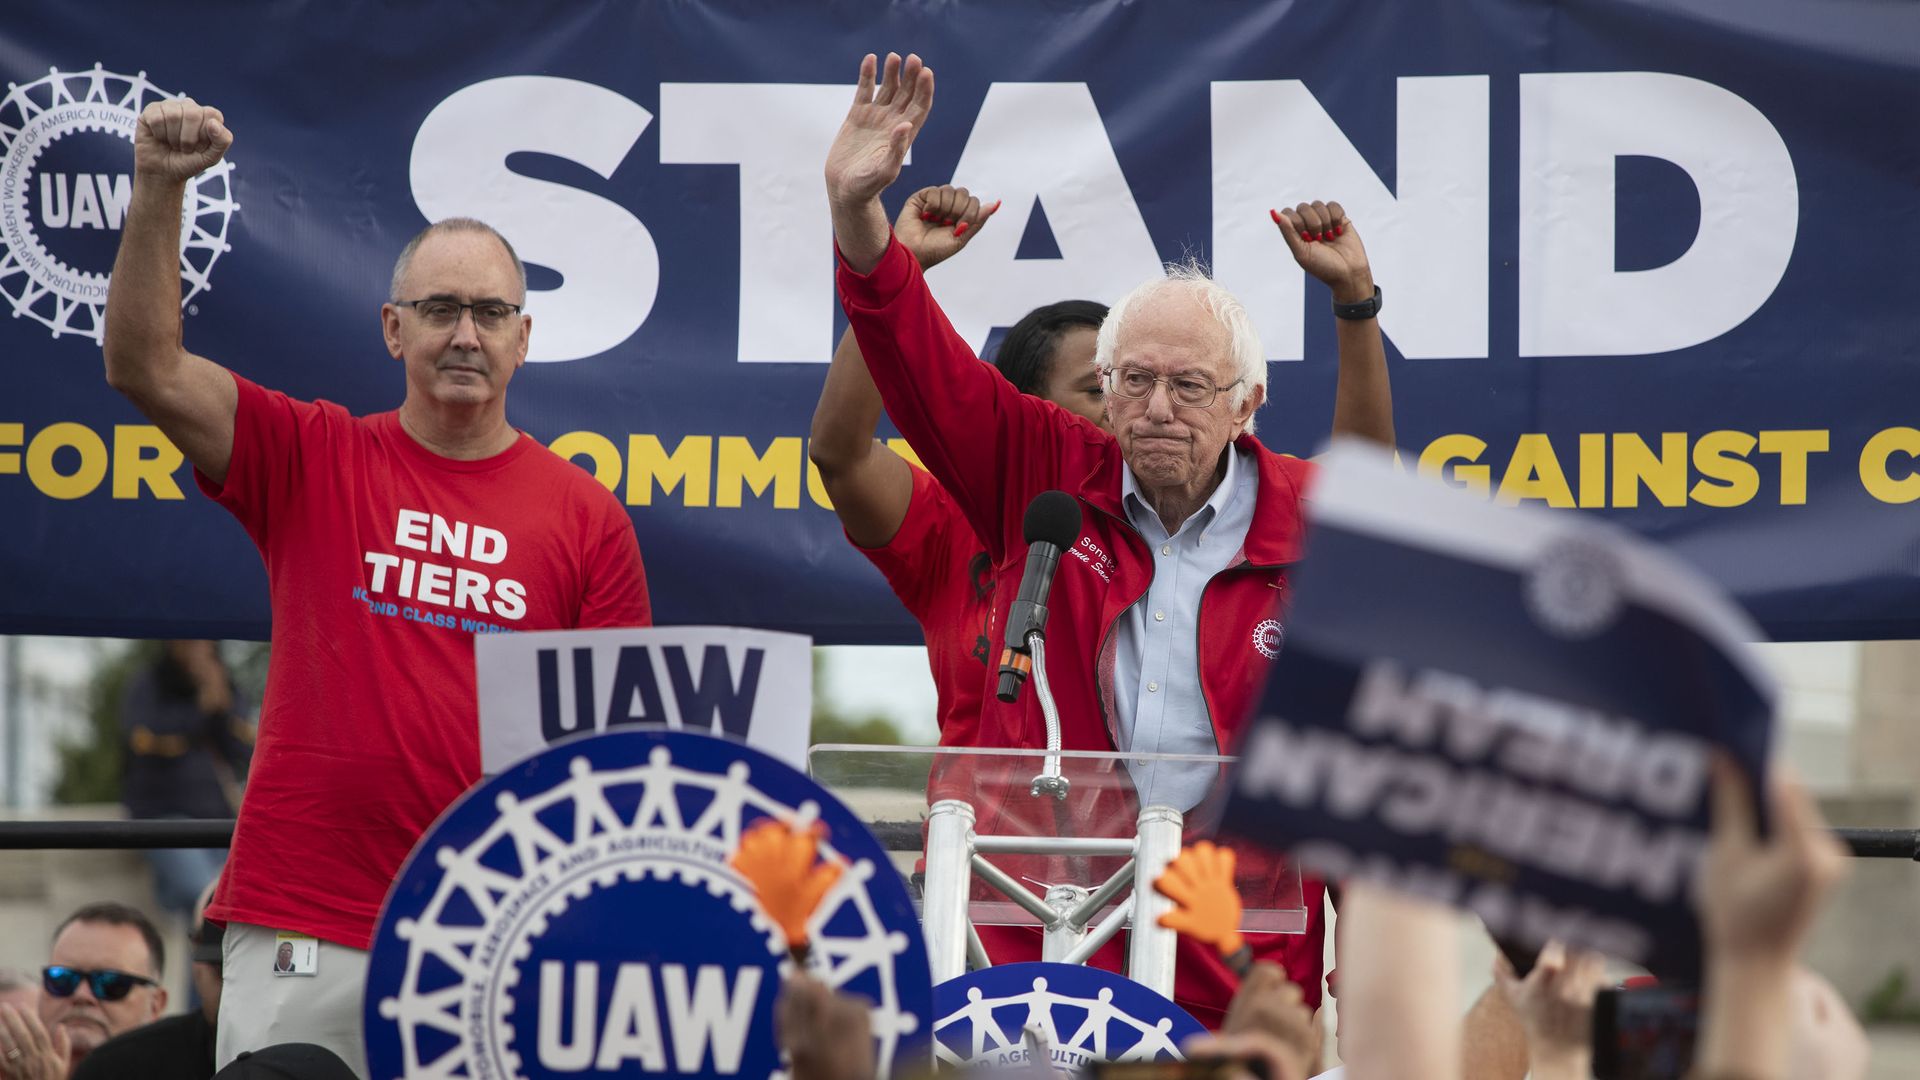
[1220,441,1776,976]
[931,963,1204,1073]
[0,64,236,342]
[364,730,933,1080]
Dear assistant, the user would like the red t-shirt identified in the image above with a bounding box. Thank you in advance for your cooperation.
[197,373,651,948]
[852,464,993,746]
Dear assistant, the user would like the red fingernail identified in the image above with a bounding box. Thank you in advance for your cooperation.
[942,217,954,226]
[1319,231,1330,242]
[954,221,969,237]
[1333,225,1344,237]
[1269,209,1283,225]
[989,199,1003,213]
[920,212,932,221]
[1301,232,1314,243]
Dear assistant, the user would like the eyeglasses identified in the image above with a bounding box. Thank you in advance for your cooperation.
[42,965,158,1002]
[1104,365,1243,408]
[393,298,523,332]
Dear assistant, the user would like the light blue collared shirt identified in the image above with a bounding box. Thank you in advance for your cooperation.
[1115,446,1258,811]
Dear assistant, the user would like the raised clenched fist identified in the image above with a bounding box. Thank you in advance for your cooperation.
[134,97,232,183]
[895,185,998,271]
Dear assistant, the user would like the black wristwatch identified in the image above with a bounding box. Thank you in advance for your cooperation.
[1332,284,1382,321]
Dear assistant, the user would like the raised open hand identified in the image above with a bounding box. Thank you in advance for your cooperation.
[824,53,934,211]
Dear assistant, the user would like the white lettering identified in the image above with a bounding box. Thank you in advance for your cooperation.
[1518,72,1798,356]
[659,84,870,364]
[411,76,658,363]
[1212,77,1491,361]
[395,509,430,550]
[938,83,1162,354]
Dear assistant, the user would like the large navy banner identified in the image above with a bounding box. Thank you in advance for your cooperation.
[3,1,1917,642]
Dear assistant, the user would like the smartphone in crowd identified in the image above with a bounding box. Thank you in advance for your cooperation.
[1591,983,1701,1079]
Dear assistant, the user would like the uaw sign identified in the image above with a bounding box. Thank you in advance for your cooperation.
[0,64,237,341]
[1221,443,1775,976]
[931,963,1203,1073]
[476,627,811,772]
[364,729,933,1079]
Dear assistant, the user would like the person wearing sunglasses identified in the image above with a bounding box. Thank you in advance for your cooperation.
[71,883,226,1080]
[0,902,167,1079]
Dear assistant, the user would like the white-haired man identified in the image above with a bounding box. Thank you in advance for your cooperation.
[823,54,1385,1020]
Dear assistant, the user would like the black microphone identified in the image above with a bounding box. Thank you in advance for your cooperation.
[997,491,1083,703]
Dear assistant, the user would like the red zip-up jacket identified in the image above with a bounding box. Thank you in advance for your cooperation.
[839,236,1326,1021]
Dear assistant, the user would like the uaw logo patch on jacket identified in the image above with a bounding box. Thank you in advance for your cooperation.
[364,730,932,1080]
[931,962,1203,1073]
[0,65,237,343]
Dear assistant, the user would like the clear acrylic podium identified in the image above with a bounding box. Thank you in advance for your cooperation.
[808,745,1307,999]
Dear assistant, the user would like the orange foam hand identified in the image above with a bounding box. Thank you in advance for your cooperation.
[1154,840,1246,958]
[731,818,845,950]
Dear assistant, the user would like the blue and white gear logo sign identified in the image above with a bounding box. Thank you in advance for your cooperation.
[931,962,1204,1073]
[0,64,237,343]
[364,730,932,1080]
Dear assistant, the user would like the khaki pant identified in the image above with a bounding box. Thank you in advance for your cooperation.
[216,922,369,1079]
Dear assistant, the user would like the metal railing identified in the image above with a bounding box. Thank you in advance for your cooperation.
[0,819,1914,859]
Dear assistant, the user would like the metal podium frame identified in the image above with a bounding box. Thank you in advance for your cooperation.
[921,794,1186,996]
[808,743,1308,1002]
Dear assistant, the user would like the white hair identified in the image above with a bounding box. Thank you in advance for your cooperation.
[1093,258,1266,434]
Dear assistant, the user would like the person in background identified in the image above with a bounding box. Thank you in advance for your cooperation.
[0,902,169,1079]
[72,884,223,1080]
[120,640,252,923]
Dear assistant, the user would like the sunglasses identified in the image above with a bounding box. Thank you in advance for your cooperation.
[41,965,158,1002]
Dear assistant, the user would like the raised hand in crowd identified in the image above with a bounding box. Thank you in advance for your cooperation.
[1691,760,1849,1080]
[1216,960,1320,1078]
[1334,882,1461,1080]
[825,52,936,272]
[775,975,874,1080]
[1491,940,1605,1080]
[0,1003,71,1080]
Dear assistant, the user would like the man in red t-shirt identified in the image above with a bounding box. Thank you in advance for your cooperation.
[101,98,651,1075]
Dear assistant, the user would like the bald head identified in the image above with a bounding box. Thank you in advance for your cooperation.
[389,218,526,304]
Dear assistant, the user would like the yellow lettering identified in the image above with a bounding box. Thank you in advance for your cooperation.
[1860,427,1920,504]
[1758,430,1827,506]
[1418,434,1490,496]
[112,425,184,499]
[1577,432,1606,508]
[716,436,801,509]
[27,422,108,500]
[1495,433,1574,507]
[627,435,712,507]
[551,431,622,493]
[0,422,20,475]
[1611,433,1687,508]
[1689,430,1758,508]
